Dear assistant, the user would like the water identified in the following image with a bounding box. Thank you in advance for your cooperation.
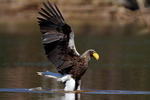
[0,23,150,100]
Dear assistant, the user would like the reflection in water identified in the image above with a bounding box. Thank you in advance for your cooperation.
[60,93,80,100]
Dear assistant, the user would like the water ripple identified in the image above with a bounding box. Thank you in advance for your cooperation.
[0,88,150,95]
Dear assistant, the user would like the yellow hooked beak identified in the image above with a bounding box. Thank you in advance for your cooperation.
[93,52,99,60]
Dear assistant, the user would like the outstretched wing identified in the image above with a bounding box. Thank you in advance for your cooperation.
[37,0,80,74]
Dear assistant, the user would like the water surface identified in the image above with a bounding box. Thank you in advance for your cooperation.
[0,23,150,100]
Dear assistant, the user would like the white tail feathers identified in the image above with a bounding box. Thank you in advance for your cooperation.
[37,71,62,79]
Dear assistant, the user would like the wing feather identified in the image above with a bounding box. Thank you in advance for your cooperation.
[39,12,50,20]
[38,0,80,74]
[54,3,65,22]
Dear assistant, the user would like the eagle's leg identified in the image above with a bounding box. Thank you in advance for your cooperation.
[57,74,76,91]
[77,80,81,90]
[57,75,81,91]
[64,77,75,91]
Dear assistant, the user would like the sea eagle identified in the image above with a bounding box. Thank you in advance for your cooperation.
[37,0,99,91]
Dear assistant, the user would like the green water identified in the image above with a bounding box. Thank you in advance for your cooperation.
[0,23,150,100]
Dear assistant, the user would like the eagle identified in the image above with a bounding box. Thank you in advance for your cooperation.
[37,0,99,91]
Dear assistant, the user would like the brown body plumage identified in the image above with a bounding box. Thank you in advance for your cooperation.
[38,0,99,91]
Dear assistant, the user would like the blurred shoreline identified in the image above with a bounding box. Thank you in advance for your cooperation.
[0,0,150,35]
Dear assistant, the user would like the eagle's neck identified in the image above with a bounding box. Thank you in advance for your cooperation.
[81,50,91,62]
